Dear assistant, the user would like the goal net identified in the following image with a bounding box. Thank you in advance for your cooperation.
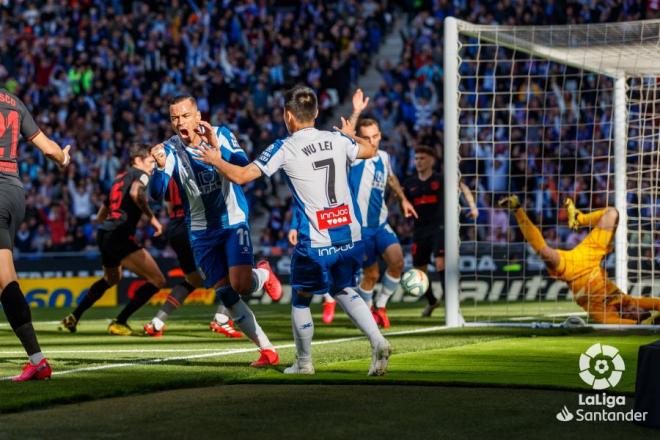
[443,18,660,328]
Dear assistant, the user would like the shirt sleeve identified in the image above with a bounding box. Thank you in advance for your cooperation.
[150,143,176,201]
[253,139,286,178]
[383,152,394,176]
[334,131,359,163]
[217,126,249,166]
[17,99,40,140]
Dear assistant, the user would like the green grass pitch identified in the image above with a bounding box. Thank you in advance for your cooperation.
[0,302,658,438]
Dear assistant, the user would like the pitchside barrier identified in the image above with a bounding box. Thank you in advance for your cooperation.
[10,243,656,308]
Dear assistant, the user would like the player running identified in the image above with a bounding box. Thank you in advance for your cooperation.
[347,117,418,328]
[193,86,391,376]
[499,195,660,325]
[143,178,242,338]
[149,95,281,367]
[403,147,478,317]
[60,144,171,335]
[0,87,71,381]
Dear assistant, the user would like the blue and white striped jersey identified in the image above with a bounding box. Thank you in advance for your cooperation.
[349,150,392,229]
[254,127,362,248]
[150,125,249,232]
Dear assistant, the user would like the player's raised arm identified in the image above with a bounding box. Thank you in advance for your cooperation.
[344,88,370,135]
[192,121,263,185]
[30,131,71,169]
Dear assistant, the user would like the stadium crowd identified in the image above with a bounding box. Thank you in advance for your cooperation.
[3,0,657,256]
[2,0,391,254]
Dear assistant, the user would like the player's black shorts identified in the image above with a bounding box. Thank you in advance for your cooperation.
[167,218,197,275]
[0,184,25,251]
[411,226,444,268]
[96,228,142,268]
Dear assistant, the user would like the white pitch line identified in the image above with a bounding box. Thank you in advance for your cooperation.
[0,321,61,327]
[0,325,450,380]
[0,348,240,355]
[508,311,587,321]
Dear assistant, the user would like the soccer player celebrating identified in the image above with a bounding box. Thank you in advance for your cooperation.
[60,144,169,335]
[193,86,392,376]
[143,178,242,338]
[0,87,71,381]
[149,95,282,367]
[348,116,418,328]
[403,147,477,317]
[499,195,660,325]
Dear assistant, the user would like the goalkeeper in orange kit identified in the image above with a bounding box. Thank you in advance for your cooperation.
[499,195,660,325]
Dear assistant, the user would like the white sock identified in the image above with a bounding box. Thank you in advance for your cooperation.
[227,299,273,349]
[291,306,314,362]
[357,285,374,307]
[252,268,269,293]
[151,317,165,331]
[214,313,230,324]
[29,352,45,365]
[323,293,335,303]
[376,272,400,308]
[335,288,386,348]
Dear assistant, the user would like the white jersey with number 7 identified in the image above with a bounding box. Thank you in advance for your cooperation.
[254,127,362,248]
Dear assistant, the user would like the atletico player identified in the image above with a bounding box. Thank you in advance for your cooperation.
[0,87,71,381]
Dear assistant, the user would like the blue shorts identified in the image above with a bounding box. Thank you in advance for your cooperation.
[291,241,364,295]
[362,224,399,267]
[190,225,254,288]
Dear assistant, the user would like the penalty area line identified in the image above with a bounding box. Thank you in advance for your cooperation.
[0,325,450,380]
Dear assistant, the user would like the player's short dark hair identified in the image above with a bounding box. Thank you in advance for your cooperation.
[414,145,437,159]
[283,85,317,122]
[357,118,380,134]
[129,143,152,165]
[169,94,197,108]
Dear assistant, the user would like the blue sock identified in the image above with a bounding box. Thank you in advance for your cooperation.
[357,285,374,307]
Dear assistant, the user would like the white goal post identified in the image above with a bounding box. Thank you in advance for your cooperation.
[443,17,660,327]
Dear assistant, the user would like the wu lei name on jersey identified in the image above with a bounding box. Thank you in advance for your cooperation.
[258,141,334,163]
[301,141,334,156]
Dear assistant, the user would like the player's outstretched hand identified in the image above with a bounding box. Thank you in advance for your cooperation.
[352,88,369,114]
[194,121,219,150]
[191,141,221,166]
[469,207,479,219]
[151,217,163,238]
[288,229,298,246]
[401,198,418,219]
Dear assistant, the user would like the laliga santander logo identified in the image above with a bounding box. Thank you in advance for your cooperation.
[578,343,625,390]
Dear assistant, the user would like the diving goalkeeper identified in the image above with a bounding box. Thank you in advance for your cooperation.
[499,195,660,325]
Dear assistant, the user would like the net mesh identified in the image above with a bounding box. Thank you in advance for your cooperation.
[451,19,660,326]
